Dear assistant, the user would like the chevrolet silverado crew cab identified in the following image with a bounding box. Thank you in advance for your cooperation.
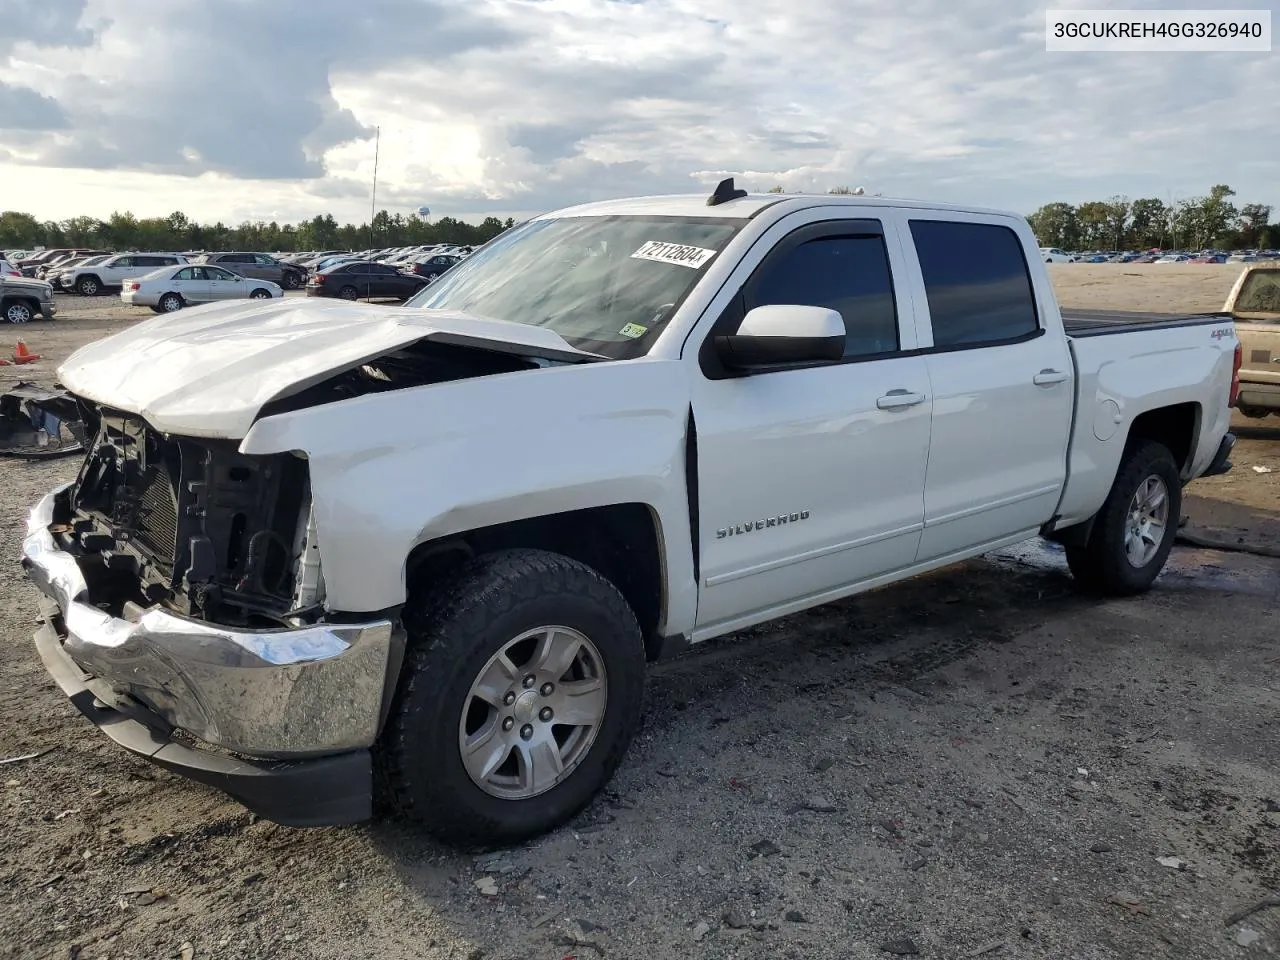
[22,181,1240,845]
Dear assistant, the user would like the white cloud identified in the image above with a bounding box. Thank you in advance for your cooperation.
[0,0,1274,225]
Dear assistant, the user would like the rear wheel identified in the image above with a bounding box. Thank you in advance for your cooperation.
[338,285,358,300]
[281,272,302,290]
[1066,440,1181,596]
[76,275,100,296]
[158,292,184,313]
[1238,405,1271,419]
[378,549,645,846]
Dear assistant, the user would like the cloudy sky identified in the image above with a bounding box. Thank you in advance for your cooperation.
[0,0,1276,226]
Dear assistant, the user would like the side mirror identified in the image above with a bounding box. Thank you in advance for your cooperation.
[714,304,845,370]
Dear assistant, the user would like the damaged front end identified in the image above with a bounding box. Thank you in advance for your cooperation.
[62,402,321,627]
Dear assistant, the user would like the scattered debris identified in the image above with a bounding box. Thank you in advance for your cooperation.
[474,853,521,874]
[1224,897,1280,928]
[728,777,750,791]
[784,910,807,923]
[51,808,80,821]
[0,747,56,766]
[880,938,921,955]
[1076,767,1090,777]
[965,942,1006,958]
[691,920,711,941]
[749,839,781,858]
[1251,465,1272,474]
[801,796,841,813]
[722,910,750,930]
[907,858,927,871]
[876,819,904,838]
[1235,927,1262,948]
[474,877,499,897]
[1108,892,1149,916]
[531,908,560,929]
[1156,856,1186,870]
[179,944,195,960]
[1090,842,1113,853]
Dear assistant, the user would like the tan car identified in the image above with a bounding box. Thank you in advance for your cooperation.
[1227,264,1280,418]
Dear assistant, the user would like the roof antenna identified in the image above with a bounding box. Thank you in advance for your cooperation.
[707,177,748,206]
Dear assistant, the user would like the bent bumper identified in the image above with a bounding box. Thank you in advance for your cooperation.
[33,612,372,826]
[21,487,403,823]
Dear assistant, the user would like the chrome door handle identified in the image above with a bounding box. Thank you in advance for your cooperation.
[1033,369,1069,386]
[876,390,927,410]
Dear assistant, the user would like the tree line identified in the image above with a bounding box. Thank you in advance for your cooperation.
[0,208,517,253]
[1028,186,1276,251]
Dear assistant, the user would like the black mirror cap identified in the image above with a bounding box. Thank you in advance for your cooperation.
[714,333,843,369]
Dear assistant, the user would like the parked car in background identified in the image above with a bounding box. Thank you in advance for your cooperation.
[0,257,19,277]
[17,248,98,277]
[46,255,111,289]
[306,260,430,301]
[63,253,189,295]
[1189,253,1227,264]
[36,250,111,280]
[0,273,56,323]
[1227,264,1280,418]
[196,252,308,290]
[121,264,283,313]
[1227,255,1261,264]
[405,254,461,281]
[1155,254,1191,263]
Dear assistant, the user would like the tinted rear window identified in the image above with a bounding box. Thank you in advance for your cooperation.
[909,220,1039,347]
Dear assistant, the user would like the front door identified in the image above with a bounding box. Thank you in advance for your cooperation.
[172,266,212,302]
[689,214,933,635]
[899,216,1075,560]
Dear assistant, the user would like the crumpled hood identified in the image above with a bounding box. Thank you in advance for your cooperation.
[57,296,597,439]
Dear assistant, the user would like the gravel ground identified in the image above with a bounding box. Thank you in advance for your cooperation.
[0,271,1277,960]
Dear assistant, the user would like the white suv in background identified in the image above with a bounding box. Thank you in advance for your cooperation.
[1040,247,1077,263]
[63,253,189,296]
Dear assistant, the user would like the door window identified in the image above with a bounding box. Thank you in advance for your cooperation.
[746,235,899,358]
[206,266,237,281]
[908,220,1040,347]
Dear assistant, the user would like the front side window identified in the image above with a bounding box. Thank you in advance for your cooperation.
[909,220,1040,348]
[405,215,745,358]
[111,256,134,267]
[747,235,899,358]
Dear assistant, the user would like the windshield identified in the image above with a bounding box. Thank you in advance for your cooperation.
[403,215,745,358]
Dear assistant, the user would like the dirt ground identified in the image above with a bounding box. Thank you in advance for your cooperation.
[0,267,1277,960]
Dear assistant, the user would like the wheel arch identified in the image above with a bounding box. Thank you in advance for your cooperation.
[1,296,38,321]
[404,502,669,661]
[1124,401,1200,478]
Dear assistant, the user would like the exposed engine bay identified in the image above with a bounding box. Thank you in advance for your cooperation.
[50,400,317,627]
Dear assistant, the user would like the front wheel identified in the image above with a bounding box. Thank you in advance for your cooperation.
[378,549,645,846]
[3,299,33,324]
[76,276,100,296]
[281,272,302,290]
[249,288,273,300]
[1066,440,1181,596]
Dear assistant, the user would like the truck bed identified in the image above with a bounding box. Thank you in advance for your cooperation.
[1062,309,1229,337]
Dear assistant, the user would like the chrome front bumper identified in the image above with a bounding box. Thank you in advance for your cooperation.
[22,487,401,759]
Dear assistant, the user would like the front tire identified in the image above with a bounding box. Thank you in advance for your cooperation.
[282,272,302,290]
[249,288,273,300]
[1066,440,1181,596]
[3,299,34,324]
[378,549,645,846]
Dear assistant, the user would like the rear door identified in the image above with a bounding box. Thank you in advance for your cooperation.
[172,266,212,302]
[898,215,1074,560]
[688,212,933,633]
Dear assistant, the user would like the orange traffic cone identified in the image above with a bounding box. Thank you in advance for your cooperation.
[13,339,40,364]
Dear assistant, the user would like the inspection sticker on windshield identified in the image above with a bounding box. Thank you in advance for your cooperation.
[631,240,717,269]
[618,322,648,339]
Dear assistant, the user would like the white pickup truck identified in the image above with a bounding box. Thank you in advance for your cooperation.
[22,181,1240,844]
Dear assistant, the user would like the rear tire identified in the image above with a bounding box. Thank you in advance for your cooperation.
[1066,440,1181,596]
[282,272,302,290]
[338,285,358,300]
[158,292,184,313]
[378,549,645,846]
[1238,405,1271,419]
